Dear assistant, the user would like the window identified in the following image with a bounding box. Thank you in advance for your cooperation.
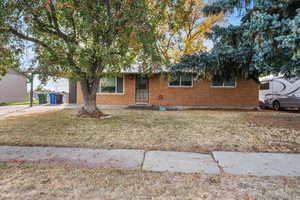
[169,74,193,87]
[99,76,124,94]
[260,82,269,90]
[212,75,236,87]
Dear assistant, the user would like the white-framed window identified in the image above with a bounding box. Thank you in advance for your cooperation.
[169,74,193,87]
[211,75,236,88]
[98,76,124,94]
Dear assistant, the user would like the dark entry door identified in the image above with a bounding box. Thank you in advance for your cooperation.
[69,80,77,104]
[136,77,149,104]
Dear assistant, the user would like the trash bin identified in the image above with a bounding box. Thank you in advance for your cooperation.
[56,94,63,104]
[38,94,47,104]
[49,93,63,104]
[49,93,57,104]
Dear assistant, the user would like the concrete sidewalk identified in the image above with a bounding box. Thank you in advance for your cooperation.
[0,146,299,176]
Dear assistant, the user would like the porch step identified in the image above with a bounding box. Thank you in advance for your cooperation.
[128,104,157,110]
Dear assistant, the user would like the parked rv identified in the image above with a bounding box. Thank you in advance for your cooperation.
[259,76,300,110]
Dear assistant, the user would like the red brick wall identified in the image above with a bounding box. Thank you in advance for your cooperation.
[148,75,259,107]
[77,74,259,108]
[77,75,135,105]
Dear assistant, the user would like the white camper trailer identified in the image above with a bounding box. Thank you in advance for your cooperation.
[259,76,300,110]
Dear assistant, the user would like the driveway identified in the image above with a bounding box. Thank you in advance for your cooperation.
[0,105,29,116]
[0,104,79,118]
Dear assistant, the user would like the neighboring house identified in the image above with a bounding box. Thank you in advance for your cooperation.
[74,72,259,109]
[0,70,27,103]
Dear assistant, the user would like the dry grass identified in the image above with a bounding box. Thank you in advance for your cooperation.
[0,166,299,200]
[0,109,299,153]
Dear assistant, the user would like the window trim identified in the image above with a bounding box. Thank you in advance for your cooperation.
[168,74,193,88]
[98,76,125,95]
[211,78,237,88]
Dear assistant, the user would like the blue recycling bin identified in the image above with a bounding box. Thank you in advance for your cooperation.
[49,93,57,104]
[159,106,167,111]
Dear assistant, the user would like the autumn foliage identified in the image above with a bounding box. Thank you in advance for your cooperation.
[154,0,223,63]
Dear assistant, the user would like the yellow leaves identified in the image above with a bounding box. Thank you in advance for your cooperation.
[148,0,157,9]
[184,39,193,54]
[200,12,224,32]
[157,0,223,63]
[159,25,169,31]
[163,48,182,63]
[184,0,205,10]
[173,50,182,61]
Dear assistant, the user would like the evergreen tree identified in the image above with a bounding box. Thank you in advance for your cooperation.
[173,0,300,80]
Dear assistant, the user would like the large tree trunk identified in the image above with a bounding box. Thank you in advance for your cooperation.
[78,76,108,118]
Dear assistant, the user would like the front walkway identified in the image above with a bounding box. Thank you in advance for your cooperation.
[0,146,299,176]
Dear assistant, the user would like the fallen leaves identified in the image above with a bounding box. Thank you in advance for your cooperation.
[244,197,255,200]
[0,109,299,153]
[0,167,299,200]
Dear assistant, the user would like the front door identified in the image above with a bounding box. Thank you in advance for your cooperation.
[136,77,149,104]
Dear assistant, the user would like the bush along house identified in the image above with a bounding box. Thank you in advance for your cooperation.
[70,70,259,110]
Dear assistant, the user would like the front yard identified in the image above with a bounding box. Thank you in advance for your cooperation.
[0,109,299,153]
[0,101,38,106]
[0,166,299,200]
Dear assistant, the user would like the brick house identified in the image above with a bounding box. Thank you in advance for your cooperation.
[74,73,259,109]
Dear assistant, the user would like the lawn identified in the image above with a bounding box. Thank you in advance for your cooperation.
[0,109,299,153]
[0,166,299,200]
[0,101,38,106]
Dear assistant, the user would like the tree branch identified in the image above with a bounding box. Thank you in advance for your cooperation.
[71,12,77,40]
[48,0,77,44]
[105,0,112,18]
[31,13,60,36]
[5,27,56,55]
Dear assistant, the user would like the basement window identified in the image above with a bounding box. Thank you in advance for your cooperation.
[211,75,236,88]
[99,76,124,94]
[169,74,193,87]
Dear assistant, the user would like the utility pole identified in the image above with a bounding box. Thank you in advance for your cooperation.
[30,72,34,107]
[29,69,34,107]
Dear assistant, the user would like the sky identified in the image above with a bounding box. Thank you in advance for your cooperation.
[25,8,242,93]
[28,78,69,93]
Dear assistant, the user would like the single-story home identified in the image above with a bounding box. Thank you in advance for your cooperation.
[0,69,27,103]
[73,72,259,109]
